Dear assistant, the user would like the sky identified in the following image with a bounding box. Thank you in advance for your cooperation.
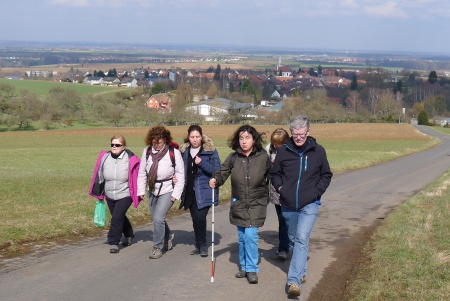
[1,0,450,54]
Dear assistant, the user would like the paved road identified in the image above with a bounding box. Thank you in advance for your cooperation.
[1,125,449,301]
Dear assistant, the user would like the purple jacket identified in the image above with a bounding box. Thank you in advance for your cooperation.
[89,150,142,208]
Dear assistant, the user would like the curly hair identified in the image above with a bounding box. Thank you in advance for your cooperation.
[228,124,265,152]
[144,125,173,146]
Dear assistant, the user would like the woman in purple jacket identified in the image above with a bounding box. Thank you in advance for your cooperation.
[89,135,141,254]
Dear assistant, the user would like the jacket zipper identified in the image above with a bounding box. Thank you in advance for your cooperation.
[296,155,303,210]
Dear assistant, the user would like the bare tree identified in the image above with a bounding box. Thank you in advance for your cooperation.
[346,91,362,114]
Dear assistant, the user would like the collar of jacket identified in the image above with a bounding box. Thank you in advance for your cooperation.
[179,134,216,153]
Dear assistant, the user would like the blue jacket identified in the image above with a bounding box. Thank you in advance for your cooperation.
[179,135,221,209]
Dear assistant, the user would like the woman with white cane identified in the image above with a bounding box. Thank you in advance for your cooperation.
[209,125,271,285]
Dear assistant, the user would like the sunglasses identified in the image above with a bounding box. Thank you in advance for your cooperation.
[110,144,123,147]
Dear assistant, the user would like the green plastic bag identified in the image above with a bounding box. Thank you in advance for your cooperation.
[94,200,106,227]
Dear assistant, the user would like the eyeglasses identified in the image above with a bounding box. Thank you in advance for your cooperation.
[110,144,123,147]
[291,131,308,138]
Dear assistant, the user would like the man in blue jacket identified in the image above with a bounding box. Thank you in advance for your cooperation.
[270,115,333,297]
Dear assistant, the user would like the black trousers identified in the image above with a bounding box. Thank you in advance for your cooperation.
[106,196,133,245]
[189,201,210,247]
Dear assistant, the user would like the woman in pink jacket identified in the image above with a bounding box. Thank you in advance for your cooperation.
[89,135,141,253]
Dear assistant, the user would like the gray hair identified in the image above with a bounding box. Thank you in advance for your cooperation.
[289,115,310,131]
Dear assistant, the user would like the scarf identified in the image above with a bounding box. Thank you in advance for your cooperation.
[148,144,169,192]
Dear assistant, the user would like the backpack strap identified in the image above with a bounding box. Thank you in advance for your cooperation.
[228,152,238,170]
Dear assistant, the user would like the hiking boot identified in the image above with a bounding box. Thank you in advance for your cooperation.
[278,250,287,261]
[121,234,135,247]
[288,283,301,297]
[164,233,174,251]
[190,245,200,255]
[199,245,208,257]
[246,272,258,284]
[109,245,119,253]
[235,270,247,278]
[149,247,163,259]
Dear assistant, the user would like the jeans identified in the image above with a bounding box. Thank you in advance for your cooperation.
[275,204,289,253]
[149,192,173,249]
[106,196,133,245]
[282,202,319,286]
[189,202,210,247]
[237,226,259,273]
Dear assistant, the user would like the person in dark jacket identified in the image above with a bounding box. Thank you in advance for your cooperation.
[265,128,290,261]
[178,125,220,257]
[270,115,333,297]
[209,125,271,285]
[89,135,141,254]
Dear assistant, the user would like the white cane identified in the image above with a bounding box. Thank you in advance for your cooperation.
[211,158,216,283]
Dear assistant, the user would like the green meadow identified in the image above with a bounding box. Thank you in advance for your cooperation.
[0,78,120,96]
[348,169,450,301]
[0,124,438,256]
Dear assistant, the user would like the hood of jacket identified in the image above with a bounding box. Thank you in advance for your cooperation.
[179,134,216,153]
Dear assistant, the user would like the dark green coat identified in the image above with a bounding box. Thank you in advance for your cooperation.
[214,149,271,228]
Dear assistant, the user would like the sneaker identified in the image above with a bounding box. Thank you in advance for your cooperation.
[190,246,200,255]
[109,245,119,253]
[164,233,175,251]
[288,283,301,297]
[121,234,135,247]
[199,246,208,257]
[246,272,258,284]
[278,250,287,261]
[235,270,247,278]
[149,247,163,259]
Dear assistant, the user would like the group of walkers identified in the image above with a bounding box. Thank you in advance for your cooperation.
[89,115,333,298]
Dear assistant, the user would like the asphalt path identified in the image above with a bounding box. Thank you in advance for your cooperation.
[1,125,449,301]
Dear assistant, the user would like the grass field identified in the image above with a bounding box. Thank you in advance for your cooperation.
[0,78,121,96]
[0,124,438,258]
[348,169,450,301]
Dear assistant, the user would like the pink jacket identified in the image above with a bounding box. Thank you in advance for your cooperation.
[89,150,142,208]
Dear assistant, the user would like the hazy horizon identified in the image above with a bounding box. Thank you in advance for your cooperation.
[1,1,450,55]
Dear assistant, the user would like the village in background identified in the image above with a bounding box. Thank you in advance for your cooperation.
[1,41,450,130]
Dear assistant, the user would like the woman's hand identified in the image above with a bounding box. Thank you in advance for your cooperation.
[209,178,216,188]
[171,197,177,203]
[194,156,202,165]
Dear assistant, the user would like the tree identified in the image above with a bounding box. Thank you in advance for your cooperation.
[428,71,438,84]
[214,64,221,81]
[175,80,193,105]
[346,91,362,114]
[206,83,218,99]
[150,83,164,95]
[144,70,149,78]
[376,90,401,120]
[350,75,358,90]
[317,65,323,76]
[393,80,403,94]
[417,110,429,125]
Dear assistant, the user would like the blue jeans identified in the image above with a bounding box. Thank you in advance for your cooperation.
[237,226,259,273]
[149,192,173,249]
[282,202,319,286]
